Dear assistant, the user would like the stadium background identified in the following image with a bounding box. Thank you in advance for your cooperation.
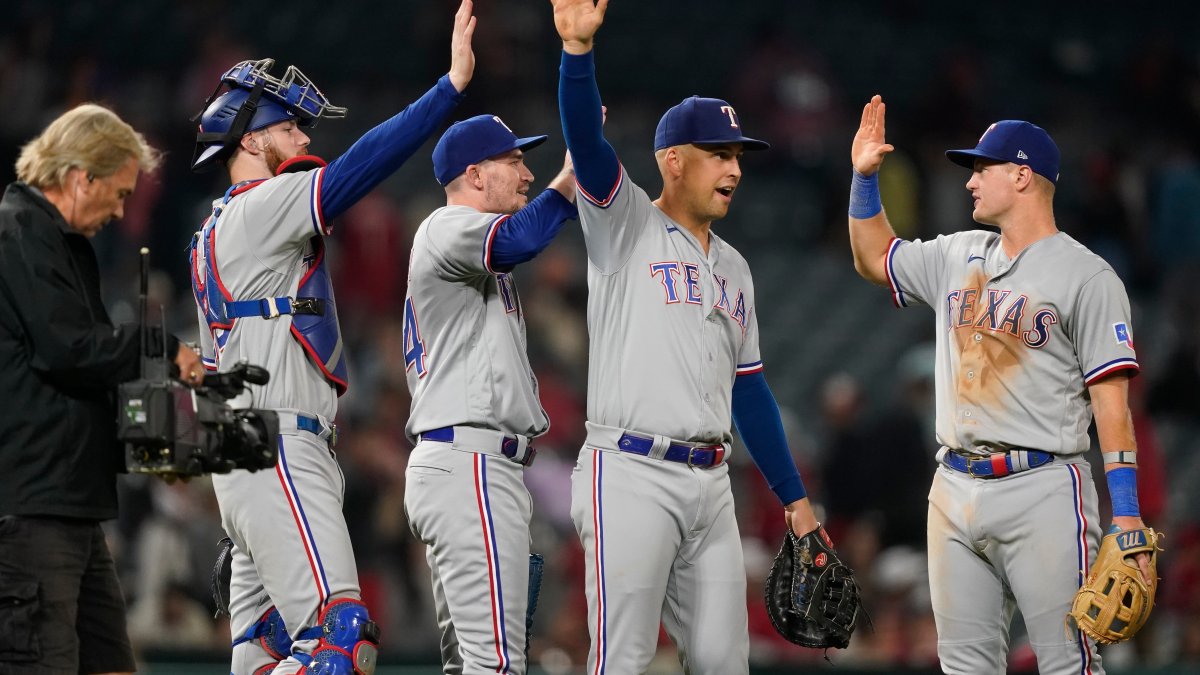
[2,1,1198,672]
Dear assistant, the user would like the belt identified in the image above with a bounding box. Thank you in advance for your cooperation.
[420,426,536,466]
[295,413,338,448]
[938,446,1054,479]
[617,433,726,468]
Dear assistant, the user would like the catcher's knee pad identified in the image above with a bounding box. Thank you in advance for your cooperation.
[233,606,295,661]
[295,599,380,675]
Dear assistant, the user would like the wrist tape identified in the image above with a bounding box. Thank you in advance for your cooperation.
[848,171,882,219]
[1106,466,1140,518]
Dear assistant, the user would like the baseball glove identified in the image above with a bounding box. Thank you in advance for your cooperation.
[211,537,234,618]
[764,525,862,649]
[1068,527,1161,645]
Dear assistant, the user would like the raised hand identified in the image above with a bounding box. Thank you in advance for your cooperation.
[448,0,477,93]
[851,95,895,177]
[551,0,609,54]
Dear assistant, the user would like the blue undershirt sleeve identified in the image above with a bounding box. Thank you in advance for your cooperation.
[489,190,578,271]
[558,51,620,200]
[319,75,464,220]
[732,370,807,504]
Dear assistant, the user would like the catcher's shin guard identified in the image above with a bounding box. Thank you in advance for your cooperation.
[233,606,295,661]
[294,599,380,675]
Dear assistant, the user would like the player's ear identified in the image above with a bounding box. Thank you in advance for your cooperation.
[666,148,685,178]
[239,133,259,155]
[467,164,484,189]
[1013,165,1035,191]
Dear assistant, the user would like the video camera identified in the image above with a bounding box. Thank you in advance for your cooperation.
[117,249,279,477]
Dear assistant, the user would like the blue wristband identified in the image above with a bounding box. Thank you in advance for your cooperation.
[1106,466,1140,517]
[849,170,882,219]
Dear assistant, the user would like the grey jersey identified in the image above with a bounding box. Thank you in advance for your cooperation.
[193,170,337,419]
[577,169,761,444]
[402,205,549,444]
[886,230,1139,455]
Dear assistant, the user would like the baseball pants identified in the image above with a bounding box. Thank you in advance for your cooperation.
[405,441,533,675]
[214,432,362,675]
[928,460,1104,675]
[571,447,749,675]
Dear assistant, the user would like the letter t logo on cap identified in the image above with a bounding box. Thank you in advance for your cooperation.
[492,116,514,133]
[720,105,740,128]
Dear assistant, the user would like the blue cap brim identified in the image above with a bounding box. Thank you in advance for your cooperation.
[946,148,1004,170]
[671,136,771,152]
[514,135,549,153]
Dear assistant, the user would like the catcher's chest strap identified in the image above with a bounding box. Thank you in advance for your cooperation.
[937,446,1054,479]
[225,296,326,319]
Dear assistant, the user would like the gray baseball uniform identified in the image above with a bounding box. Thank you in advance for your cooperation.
[570,170,759,674]
[885,229,1139,674]
[192,170,357,675]
[403,205,546,674]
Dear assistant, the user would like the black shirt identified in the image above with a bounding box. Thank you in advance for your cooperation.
[0,182,147,520]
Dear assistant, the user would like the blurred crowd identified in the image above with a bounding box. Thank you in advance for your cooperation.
[3,1,1199,672]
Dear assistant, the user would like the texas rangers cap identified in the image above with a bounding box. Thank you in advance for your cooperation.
[945,120,1060,184]
[433,114,548,186]
[654,96,770,152]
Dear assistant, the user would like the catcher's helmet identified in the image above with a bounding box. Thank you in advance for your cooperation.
[191,58,347,172]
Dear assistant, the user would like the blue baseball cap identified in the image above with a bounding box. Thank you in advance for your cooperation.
[433,114,548,186]
[945,120,1060,184]
[654,96,769,152]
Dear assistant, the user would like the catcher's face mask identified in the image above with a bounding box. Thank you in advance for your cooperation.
[192,58,346,172]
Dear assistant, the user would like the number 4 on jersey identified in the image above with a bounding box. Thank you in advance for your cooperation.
[403,298,428,378]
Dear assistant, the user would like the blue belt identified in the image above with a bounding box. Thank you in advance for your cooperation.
[617,433,726,468]
[296,414,337,448]
[421,426,536,466]
[941,447,1054,478]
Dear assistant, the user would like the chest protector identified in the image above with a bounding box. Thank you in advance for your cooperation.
[189,178,348,395]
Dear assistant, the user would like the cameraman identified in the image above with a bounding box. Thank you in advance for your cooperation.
[0,104,201,674]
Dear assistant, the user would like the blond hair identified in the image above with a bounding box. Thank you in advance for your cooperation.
[15,103,162,189]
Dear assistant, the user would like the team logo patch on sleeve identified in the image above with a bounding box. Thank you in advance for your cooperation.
[1113,322,1134,350]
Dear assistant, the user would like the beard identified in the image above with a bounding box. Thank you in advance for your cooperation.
[263,143,288,176]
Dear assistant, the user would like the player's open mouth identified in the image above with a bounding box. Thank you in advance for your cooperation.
[716,187,735,198]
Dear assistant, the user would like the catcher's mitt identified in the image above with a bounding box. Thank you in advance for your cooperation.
[765,525,862,649]
[1068,527,1161,645]
[211,537,234,618]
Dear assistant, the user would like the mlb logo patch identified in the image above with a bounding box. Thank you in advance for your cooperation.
[1114,322,1134,350]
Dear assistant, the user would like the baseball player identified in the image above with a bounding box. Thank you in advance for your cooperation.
[551,1,830,672]
[848,95,1153,674]
[401,114,577,674]
[186,4,477,674]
